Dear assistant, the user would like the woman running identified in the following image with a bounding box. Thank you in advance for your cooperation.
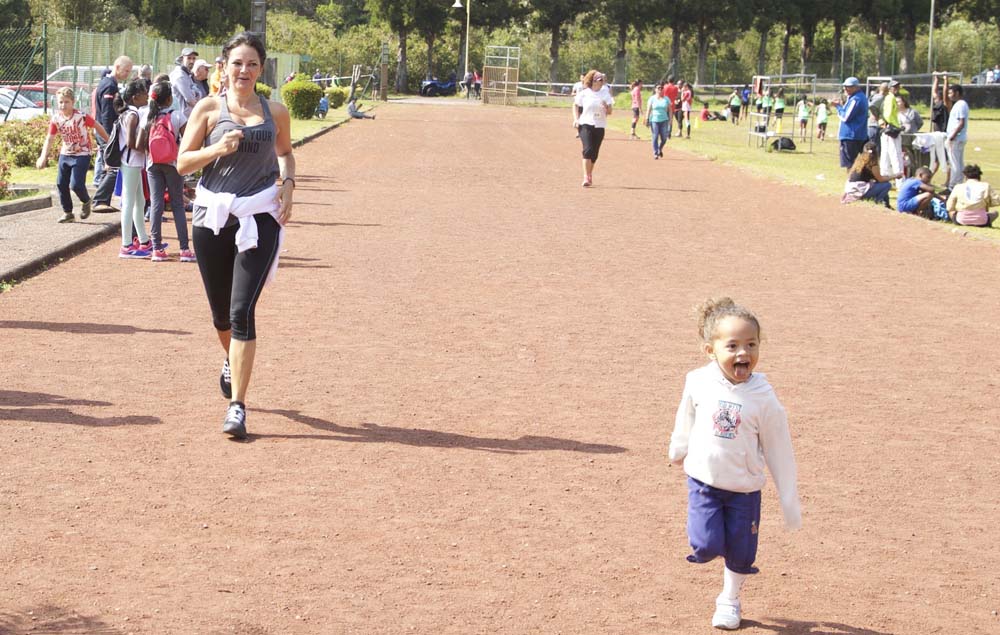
[177,31,295,439]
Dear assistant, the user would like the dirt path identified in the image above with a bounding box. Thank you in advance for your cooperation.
[1,101,998,634]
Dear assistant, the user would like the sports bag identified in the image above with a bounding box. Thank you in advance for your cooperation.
[148,112,179,165]
[770,136,797,151]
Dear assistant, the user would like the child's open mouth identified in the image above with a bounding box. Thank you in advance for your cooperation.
[733,362,750,380]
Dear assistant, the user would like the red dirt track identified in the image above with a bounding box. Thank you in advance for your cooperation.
[1,101,998,634]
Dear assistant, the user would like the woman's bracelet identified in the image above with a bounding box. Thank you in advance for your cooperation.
[281,177,296,188]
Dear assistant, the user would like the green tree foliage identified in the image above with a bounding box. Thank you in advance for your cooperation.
[531,0,596,84]
[138,0,249,43]
[367,0,417,92]
[596,0,660,84]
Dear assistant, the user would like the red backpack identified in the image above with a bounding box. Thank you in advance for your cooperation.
[148,112,178,164]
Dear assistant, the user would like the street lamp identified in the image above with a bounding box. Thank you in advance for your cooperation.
[927,0,936,73]
[452,0,470,78]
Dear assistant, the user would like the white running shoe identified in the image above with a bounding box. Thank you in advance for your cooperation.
[712,598,741,630]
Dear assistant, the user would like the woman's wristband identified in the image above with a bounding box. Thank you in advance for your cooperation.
[281,177,296,188]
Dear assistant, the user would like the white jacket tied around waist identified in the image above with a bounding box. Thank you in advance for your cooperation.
[669,362,801,530]
[194,183,284,285]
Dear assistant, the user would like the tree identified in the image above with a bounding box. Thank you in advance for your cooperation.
[139,0,250,42]
[412,0,450,80]
[316,0,371,32]
[530,0,595,85]
[596,0,660,84]
[451,0,527,78]
[368,0,417,92]
[687,1,752,84]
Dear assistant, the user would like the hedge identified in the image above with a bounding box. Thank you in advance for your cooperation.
[281,78,323,119]
[325,86,349,110]
[255,82,272,98]
[0,117,59,168]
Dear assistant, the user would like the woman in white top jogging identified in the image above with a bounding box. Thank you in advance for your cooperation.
[572,70,614,187]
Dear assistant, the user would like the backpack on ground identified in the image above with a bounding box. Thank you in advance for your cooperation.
[102,115,125,168]
[148,112,179,165]
[770,136,796,151]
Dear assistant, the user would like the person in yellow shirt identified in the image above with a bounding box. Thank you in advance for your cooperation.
[209,56,226,96]
[947,164,1000,226]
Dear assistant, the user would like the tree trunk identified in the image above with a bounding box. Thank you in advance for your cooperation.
[613,22,627,85]
[780,21,792,76]
[756,24,769,76]
[548,24,561,86]
[425,33,435,80]
[800,21,815,74]
[396,27,409,93]
[876,22,886,76]
[831,19,842,78]
[696,23,709,86]
[899,17,916,74]
[669,27,683,80]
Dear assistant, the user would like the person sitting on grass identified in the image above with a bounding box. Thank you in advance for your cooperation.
[347,97,375,120]
[700,102,725,121]
[946,164,1000,227]
[842,141,900,207]
[316,95,329,119]
[897,167,945,219]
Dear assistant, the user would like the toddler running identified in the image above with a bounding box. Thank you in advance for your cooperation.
[669,298,801,630]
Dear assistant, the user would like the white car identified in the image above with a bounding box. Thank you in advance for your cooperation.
[0,88,46,122]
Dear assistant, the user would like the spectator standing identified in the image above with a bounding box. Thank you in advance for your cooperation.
[833,77,869,173]
[91,56,133,213]
[170,47,200,121]
[137,65,153,91]
[462,69,474,98]
[879,80,905,188]
[815,99,829,141]
[740,84,751,122]
[945,83,969,189]
[680,82,694,138]
[867,82,887,157]
[140,80,195,262]
[570,73,585,132]
[209,56,226,96]
[662,76,679,139]
[795,95,810,140]
[729,89,742,127]
[897,96,922,134]
[473,69,481,98]
[312,68,323,88]
[114,79,152,259]
[192,59,212,100]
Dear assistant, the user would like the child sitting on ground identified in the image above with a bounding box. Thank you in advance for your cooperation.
[897,167,946,220]
[316,95,329,119]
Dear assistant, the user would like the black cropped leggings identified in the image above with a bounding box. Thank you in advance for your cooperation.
[193,213,281,341]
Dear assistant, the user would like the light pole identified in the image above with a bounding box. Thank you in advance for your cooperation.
[452,0,470,78]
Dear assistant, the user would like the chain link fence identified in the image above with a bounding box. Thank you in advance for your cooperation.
[0,25,301,115]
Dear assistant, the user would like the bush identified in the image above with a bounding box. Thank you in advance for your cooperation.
[281,78,323,119]
[255,82,272,98]
[0,158,11,200]
[0,117,56,168]
[325,86,349,109]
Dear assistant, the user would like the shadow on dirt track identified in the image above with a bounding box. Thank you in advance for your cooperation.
[252,408,628,454]
[0,605,122,634]
[744,618,897,635]
[0,320,191,336]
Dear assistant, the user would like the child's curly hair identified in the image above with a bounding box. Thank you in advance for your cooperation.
[697,297,761,343]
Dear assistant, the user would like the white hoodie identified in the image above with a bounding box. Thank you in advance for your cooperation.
[669,362,801,530]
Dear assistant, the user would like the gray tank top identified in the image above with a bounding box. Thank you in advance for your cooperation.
[193,95,280,228]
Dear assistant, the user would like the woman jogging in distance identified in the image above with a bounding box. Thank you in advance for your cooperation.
[572,69,613,187]
[177,31,295,439]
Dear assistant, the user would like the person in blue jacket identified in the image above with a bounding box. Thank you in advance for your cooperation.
[833,77,869,173]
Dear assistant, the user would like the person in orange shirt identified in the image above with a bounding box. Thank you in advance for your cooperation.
[209,56,226,96]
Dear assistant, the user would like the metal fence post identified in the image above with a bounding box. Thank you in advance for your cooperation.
[72,28,80,98]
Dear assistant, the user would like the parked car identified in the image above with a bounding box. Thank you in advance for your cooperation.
[0,66,110,114]
[0,87,46,122]
[420,75,458,97]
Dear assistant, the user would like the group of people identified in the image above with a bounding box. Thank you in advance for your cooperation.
[37,33,295,440]
[460,69,482,99]
[834,75,993,226]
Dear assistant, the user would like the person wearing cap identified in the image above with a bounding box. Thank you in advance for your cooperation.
[169,47,199,121]
[833,77,869,173]
[879,80,904,186]
[90,55,133,213]
[209,56,226,96]
[192,59,212,100]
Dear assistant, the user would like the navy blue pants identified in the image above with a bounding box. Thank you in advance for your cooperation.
[686,477,761,574]
[56,154,92,213]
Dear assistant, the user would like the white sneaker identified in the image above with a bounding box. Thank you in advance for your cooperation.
[712,598,741,630]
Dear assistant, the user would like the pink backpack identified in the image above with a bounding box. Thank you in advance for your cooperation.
[148,113,178,164]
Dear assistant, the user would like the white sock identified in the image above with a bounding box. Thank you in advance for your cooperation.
[720,567,748,603]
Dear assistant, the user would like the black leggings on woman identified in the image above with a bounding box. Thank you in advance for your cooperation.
[193,213,281,341]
